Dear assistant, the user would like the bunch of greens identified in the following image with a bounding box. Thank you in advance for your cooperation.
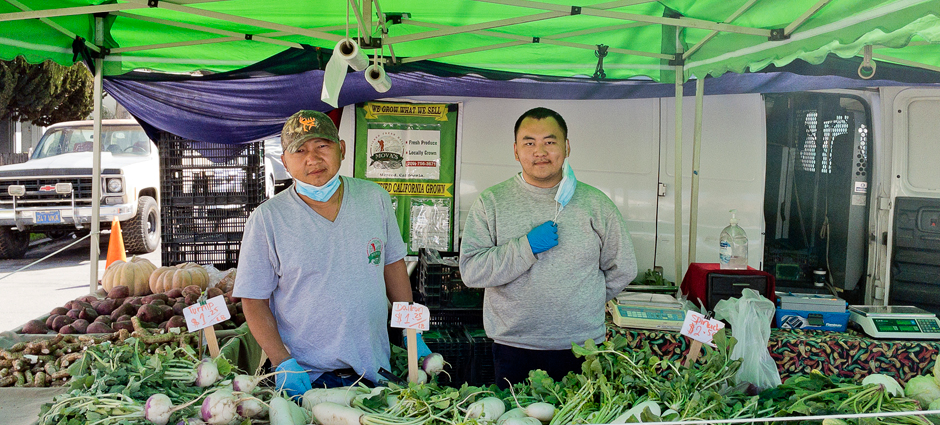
[38,338,236,425]
[761,371,931,425]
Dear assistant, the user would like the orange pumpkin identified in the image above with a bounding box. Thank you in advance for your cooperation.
[101,256,156,296]
[149,263,210,294]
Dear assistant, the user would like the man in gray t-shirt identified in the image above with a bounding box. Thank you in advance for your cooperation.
[234,110,415,398]
[460,107,638,388]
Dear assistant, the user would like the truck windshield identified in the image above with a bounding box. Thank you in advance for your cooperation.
[32,126,152,159]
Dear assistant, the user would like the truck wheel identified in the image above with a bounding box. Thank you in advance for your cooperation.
[0,227,29,259]
[122,196,160,254]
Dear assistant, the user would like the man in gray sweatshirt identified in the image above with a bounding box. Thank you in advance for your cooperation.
[459,107,638,388]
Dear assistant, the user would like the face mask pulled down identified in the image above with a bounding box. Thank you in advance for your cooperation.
[553,158,577,221]
[295,172,341,202]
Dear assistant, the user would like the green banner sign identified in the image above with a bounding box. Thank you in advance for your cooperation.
[354,101,459,256]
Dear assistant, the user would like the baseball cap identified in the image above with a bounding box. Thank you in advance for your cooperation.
[281,110,340,153]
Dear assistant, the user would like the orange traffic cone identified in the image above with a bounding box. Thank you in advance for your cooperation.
[106,217,126,269]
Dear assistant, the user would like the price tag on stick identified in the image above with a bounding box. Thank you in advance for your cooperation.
[390,302,430,384]
[680,310,725,367]
[184,295,231,359]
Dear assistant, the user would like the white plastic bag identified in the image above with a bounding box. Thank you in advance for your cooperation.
[713,288,781,391]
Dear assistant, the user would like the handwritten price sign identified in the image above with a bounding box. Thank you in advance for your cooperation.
[183,295,231,333]
[680,311,725,347]
[390,302,429,331]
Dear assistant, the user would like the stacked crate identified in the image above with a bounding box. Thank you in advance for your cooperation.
[464,325,495,386]
[159,133,265,269]
[415,248,485,386]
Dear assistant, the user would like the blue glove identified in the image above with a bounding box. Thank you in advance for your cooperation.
[275,358,312,400]
[403,332,433,358]
[527,221,558,254]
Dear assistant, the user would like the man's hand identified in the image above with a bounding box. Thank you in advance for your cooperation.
[527,221,558,254]
[404,332,433,358]
[274,358,312,400]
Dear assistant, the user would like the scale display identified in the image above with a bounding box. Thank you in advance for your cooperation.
[848,305,940,339]
[607,300,685,331]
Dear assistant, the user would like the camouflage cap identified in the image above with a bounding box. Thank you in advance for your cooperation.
[281,110,339,153]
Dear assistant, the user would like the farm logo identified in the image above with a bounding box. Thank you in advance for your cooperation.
[366,238,383,265]
[368,132,404,170]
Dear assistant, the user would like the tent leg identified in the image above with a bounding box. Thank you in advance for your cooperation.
[673,64,684,284]
[688,77,704,266]
[89,17,104,294]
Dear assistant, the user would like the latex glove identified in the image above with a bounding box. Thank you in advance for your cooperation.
[403,332,433,358]
[275,358,312,400]
[527,220,558,254]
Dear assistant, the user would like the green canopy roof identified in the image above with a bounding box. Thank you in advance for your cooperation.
[1,0,939,81]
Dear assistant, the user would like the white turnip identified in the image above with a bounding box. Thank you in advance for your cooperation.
[194,359,220,388]
[312,401,368,425]
[236,398,265,418]
[421,353,451,380]
[465,396,506,422]
[501,418,541,425]
[268,396,295,425]
[200,389,238,425]
[496,407,527,425]
[145,394,174,425]
[302,387,365,410]
[523,402,555,422]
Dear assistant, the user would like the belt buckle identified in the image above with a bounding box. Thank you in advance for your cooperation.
[334,370,354,379]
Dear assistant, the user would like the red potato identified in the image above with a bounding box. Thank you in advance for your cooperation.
[113,321,134,332]
[78,295,98,304]
[206,287,223,299]
[51,315,73,331]
[136,304,163,323]
[79,307,98,321]
[45,314,59,329]
[172,301,187,316]
[164,288,183,299]
[58,324,77,334]
[181,285,202,297]
[107,285,130,299]
[94,315,111,325]
[66,309,81,320]
[86,322,113,334]
[166,315,187,331]
[20,319,48,334]
[94,299,116,316]
[49,306,68,316]
[71,319,89,333]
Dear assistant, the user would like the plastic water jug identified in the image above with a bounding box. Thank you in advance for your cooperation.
[719,209,748,270]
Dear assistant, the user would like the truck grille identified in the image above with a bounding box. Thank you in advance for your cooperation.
[0,177,95,207]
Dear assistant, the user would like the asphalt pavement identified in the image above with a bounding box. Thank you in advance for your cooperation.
[0,232,161,332]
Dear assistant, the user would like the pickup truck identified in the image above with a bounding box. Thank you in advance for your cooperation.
[0,119,160,259]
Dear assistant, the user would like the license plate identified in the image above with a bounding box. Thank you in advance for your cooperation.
[34,210,61,224]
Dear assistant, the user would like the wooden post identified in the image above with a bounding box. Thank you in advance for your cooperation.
[406,328,419,384]
[204,326,220,359]
[684,339,703,367]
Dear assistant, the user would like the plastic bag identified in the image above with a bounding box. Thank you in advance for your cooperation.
[713,288,781,391]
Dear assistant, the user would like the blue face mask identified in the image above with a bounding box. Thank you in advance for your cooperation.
[554,158,577,214]
[295,172,341,202]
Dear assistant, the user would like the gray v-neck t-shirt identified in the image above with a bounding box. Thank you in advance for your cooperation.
[234,176,406,383]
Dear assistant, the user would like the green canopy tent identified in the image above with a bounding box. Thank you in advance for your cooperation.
[2,0,940,288]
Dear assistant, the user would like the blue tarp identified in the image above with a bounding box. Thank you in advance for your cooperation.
[103,51,939,146]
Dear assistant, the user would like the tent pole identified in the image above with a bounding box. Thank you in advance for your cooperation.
[688,77,704,266]
[673,64,684,284]
[89,16,104,294]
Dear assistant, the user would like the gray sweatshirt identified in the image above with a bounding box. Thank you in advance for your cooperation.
[459,174,638,350]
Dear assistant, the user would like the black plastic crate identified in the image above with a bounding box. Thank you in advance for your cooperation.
[429,308,483,328]
[162,240,242,270]
[465,325,495,386]
[418,248,483,309]
[158,133,264,269]
[422,326,471,386]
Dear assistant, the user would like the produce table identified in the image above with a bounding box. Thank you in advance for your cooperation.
[0,323,262,425]
[607,325,940,384]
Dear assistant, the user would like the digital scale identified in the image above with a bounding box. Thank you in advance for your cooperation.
[607,293,686,332]
[848,305,940,339]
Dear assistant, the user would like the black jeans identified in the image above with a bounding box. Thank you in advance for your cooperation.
[493,343,582,389]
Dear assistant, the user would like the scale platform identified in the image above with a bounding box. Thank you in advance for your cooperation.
[848,305,940,339]
[607,293,685,332]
